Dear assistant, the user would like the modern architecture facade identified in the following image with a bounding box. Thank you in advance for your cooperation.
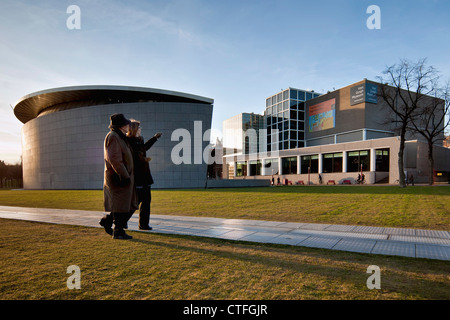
[14,85,214,189]
[223,79,450,184]
[265,88,321,151]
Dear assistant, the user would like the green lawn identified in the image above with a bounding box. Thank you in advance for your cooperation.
[0,185,449,230]
[0,219,448,300]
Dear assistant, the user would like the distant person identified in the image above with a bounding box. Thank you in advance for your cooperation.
[318,174,322,184]
[271,176,274,186]
[100,113,138,240]
[127,119,162,231]
[277,176,280,186]
[409,173,414,186]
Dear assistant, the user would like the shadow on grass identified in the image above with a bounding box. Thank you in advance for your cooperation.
[130,232,450,300]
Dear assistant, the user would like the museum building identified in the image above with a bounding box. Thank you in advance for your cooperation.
[14,85,214,189]
[222,79,450,184]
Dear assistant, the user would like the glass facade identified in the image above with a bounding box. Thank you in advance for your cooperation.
[281,156,298,174]
[264,158,279,175]
[322,152,343,173]
[234,149,390,178]
[223,113,265,156]
[236,161,247,177]
[265,88,320,152]
[375,149,389,171]
[347,150,370,172]
[301,155,319,173]
[249,160,262,176]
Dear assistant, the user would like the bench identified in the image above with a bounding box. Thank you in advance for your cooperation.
[296,180,304,185]
[342,179,352,184]
[327,180,336,185]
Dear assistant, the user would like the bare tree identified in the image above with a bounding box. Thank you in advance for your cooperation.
[408,82,450,184]
[377,58,439,187]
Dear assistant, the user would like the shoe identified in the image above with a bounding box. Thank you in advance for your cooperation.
[99,218,113,235]
[139,225,152,231]
[112,230,133,240]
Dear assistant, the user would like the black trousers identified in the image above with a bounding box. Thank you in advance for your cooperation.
[136,185,151,228]
[102,211,133,230]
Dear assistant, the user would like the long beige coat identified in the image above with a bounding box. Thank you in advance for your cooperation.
[103,129,138,213]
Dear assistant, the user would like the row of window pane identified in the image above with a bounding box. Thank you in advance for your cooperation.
[235,149,389,175]
[266,90,320,108]
[266,101,307,115]
[267,111,305,123]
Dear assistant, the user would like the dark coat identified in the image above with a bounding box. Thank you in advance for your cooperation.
[128,135,158,187]
[103,129,138,213]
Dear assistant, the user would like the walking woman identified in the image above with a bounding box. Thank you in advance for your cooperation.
[127,119,161,230]
[100,113,138,240]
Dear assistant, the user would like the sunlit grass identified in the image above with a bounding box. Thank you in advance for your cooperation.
[0,186,448,230]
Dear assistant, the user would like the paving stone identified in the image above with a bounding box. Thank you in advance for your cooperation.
[332,238,377,254]
[267,234,310,246]
[239,232,283,243]
[217,230,256,241]
[352,226,386,234]
[415,229,450,239]
[389,235,450,246]
[298,223,331,231]
[371,241,416,258]
[383,227,416,236]
[416,244,450,261]
[297,236,341,249]
[324,224,357,232]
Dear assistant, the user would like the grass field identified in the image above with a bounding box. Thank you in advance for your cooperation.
[0,186,449,300]
[0,219,449,300]
[0,185,449,230]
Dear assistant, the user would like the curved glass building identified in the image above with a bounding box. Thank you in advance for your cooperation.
[14,85,214,189]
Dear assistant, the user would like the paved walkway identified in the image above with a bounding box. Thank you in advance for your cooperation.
[0,205,449,261]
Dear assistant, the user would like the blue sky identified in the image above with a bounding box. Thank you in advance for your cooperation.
[1,0,449,164]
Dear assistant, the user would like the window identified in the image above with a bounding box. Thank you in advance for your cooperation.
[323,153,343,173]
[298,91,305,101]
[301,155,318,173]
[283,90,288,100]
[282,157,297,174]
[249,160,261,176]
[297,131,304,140]
[290,110,297,120]
[290,121,297,130]
[347,150,370,172]
[236,161,247,177]
[306,92,312,100]
[290,89,297,100]
[298,111,304,121]
[376,149,389,172]
[264,158,279,175]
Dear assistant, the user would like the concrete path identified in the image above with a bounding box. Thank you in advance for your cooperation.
[0,205,449,261]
